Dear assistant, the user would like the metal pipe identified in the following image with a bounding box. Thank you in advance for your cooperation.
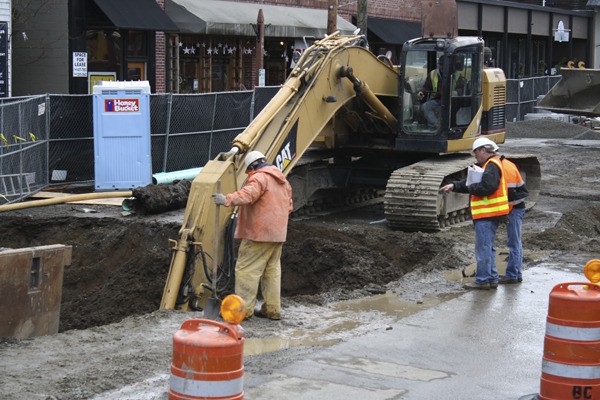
[152,167,203,185]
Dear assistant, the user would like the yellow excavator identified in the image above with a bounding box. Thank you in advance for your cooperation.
[160,0,541,311]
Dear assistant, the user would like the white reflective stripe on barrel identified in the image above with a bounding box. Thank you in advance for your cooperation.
[546,322,600,341]
[543,359,600,380]
[170,375,243,398]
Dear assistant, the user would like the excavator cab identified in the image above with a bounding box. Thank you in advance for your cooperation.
[397,37,493,153]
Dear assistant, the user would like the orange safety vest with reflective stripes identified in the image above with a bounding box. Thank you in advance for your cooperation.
[470,157,509,220]
[501,158,526,211]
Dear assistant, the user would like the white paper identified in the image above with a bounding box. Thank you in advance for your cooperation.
[466,165,484,186]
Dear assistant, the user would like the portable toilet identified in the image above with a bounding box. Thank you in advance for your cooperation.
[93,81,152,190]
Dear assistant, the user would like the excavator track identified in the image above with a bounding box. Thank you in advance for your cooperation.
[384,155,474,232]
[384,153,541,232]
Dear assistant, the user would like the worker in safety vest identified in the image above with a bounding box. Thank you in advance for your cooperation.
[440,137,509,290]
[417,55,445,128]
[498,156,528,284]
[213,150,293,319]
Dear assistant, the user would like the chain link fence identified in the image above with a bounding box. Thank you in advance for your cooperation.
[0,95,49,204]
[0,77,562,205]
[505,75,562,122]
[0,88,279,205]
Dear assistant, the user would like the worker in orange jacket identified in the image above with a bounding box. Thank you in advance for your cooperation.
[213,150,293,320]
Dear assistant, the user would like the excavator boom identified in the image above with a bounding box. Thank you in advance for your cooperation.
[160,33,400,310]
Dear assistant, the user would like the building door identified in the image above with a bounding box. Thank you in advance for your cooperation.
[127,62,146,81]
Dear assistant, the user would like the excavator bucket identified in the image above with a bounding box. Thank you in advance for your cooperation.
[537,68,600,117]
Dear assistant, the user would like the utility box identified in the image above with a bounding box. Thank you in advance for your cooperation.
[93,81,152,190]
[0,245,72,339]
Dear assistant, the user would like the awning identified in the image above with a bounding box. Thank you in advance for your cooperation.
[367,17,421,45]
[93,0,179,32]
[165,0,357,37]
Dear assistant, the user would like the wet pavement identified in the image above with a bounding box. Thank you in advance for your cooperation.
[243,261,587,400]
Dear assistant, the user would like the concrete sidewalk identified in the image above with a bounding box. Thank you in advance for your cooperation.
[244,264,584,399]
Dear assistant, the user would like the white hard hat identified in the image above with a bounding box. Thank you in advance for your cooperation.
[472,137,499,152]
[244,150,266,169]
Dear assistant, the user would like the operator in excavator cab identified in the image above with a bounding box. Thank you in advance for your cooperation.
[212,151,293,320]
[417,55,445,128]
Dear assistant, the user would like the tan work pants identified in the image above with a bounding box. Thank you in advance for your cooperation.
[235,239,282,317]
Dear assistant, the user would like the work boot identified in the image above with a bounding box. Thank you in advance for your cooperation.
[498,276,520,284]
[463,281,491,290]
[489,280,498,289]
[499,274,522,283]
[256,304,281,320]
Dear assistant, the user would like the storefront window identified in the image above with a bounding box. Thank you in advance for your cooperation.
[128,31,147,57]
[178,35,251,93]
[86,30,123,79]
[264,39,289,85]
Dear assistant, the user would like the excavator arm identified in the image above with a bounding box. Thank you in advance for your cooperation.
[160,33,400,310]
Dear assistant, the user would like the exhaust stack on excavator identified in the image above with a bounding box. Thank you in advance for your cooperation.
[421,0,458,38]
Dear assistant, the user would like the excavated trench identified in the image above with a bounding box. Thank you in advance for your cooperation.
[0,206,451,332]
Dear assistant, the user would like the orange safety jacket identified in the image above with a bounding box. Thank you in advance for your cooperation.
[470,157,509,220]
[225,165,293,242]
[501,157,527,211]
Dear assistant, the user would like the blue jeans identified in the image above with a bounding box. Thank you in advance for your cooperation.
[506,207,525,280]
[422,98,441,127]
[473,218,500,285]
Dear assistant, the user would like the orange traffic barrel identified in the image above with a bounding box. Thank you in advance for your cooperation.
[540,282,600,400]
[169,319,245,400]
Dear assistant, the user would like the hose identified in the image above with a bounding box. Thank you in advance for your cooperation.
[199,212,237,296]
[0,191,133,213]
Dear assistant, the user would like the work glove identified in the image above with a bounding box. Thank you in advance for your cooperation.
[212,193,226,205]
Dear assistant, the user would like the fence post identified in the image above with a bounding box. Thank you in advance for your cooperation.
[45,94,50,187]
[249,88,257,122]
[18,102,23,197]
[208,93,218,159]
[161,93,173,173]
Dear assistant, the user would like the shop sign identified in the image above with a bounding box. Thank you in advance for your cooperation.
[73,52,88,77]
[104,99,140,112]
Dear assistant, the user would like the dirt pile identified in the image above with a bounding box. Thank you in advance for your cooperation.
[506,118,599,139]
[525,204,600,253]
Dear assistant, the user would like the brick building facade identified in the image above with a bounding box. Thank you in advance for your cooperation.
[9,0,596,95]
